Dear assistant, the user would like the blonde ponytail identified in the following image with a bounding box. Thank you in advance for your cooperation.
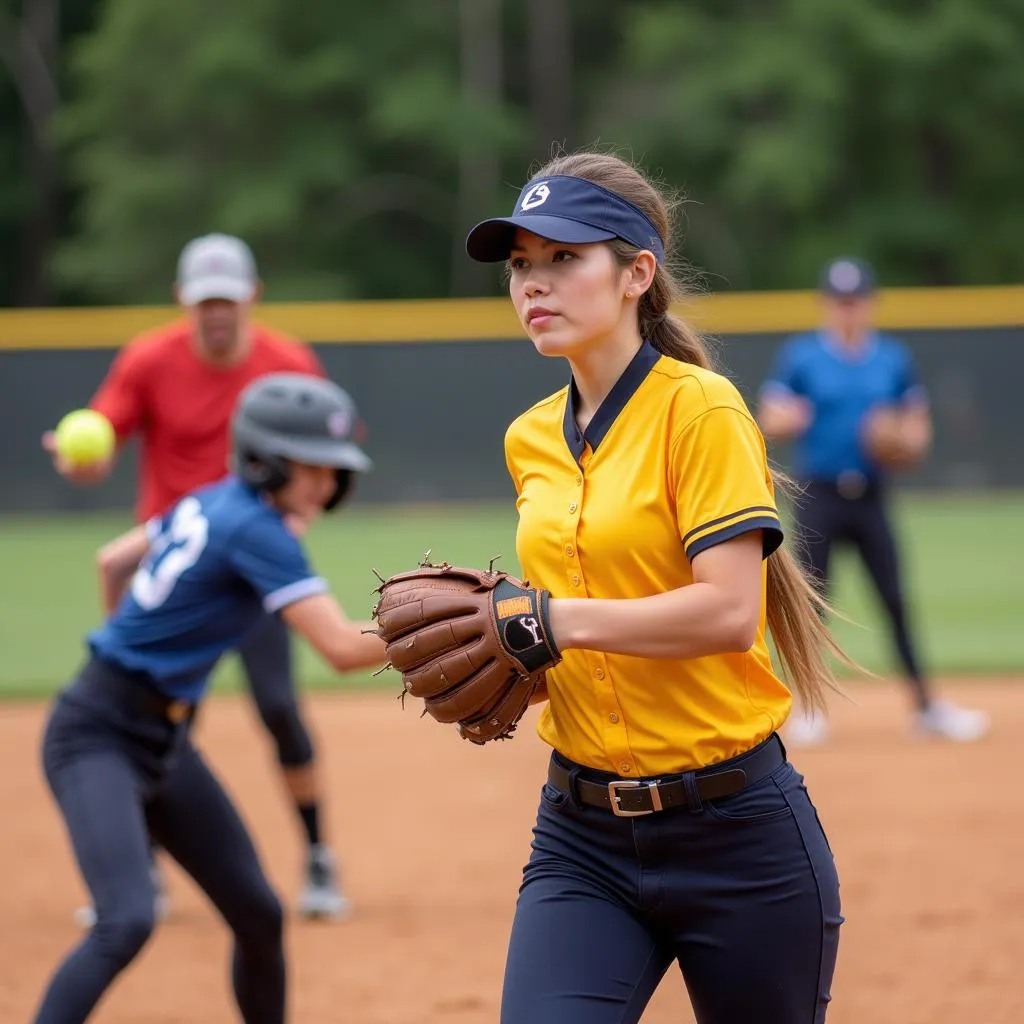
[764,471,852,714]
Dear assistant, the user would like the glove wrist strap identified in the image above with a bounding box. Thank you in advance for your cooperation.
[492,580,560,674]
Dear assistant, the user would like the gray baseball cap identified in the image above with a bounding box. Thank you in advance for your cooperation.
[177,233,258,306]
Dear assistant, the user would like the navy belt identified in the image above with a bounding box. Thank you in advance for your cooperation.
[547,733,786,817]
[73,655,197,726]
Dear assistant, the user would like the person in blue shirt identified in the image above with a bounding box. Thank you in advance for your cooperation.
[33,372,387,1024]
[757,257,989,746]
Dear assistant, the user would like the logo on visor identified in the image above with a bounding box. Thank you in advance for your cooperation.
[520,182,551,211]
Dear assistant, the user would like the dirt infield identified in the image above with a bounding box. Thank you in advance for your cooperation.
[2,679,1023,1023]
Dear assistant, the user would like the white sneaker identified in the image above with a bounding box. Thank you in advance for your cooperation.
[74,864,171,930]
[913,698,990,743]
[296,844,351,921]
[784,710,830,748]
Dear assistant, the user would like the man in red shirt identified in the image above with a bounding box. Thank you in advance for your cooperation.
[44,233,350,923]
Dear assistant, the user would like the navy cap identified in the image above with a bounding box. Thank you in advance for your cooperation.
[819,257,878,298]
[466,174,665,264]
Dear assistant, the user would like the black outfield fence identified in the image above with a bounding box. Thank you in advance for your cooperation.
[2,288,1021,512]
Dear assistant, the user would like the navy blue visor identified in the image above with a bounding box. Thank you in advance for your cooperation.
[465,174,665,264]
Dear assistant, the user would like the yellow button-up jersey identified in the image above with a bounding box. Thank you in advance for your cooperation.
[505,342,791,775]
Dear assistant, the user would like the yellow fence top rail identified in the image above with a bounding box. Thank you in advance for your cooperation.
[0,286,1021,350]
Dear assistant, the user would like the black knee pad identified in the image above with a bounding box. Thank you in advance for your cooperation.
[260,703,314,767]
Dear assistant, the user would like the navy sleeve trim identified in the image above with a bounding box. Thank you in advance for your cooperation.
[681,506,778,549]
[685,516,783,562]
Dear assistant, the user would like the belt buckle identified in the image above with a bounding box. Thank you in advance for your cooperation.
[608,779,662,817]
[166,700,190,724]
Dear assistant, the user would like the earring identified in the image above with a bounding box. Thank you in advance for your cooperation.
[625,290,634,299]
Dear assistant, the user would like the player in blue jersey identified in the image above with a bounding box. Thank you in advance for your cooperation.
[33,373,387,1024]
[757,258,989,746]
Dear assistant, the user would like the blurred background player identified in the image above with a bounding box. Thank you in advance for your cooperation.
[757,257,990,747]
[33,373,386,1024]
[42,233,352,920]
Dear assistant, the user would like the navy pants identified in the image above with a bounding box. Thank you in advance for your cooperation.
[35,658,285,1024]
[236,611,314,768]
[794,479,928,706]
[501,738,842,1024]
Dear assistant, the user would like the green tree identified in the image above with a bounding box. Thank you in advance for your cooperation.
[38,0,1024,304]
[0,0,98,305]
[589,0,1024,289]
[56,0,522,302]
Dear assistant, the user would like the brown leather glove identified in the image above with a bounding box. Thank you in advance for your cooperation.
[372,561,561,744]
[862,406,918,469]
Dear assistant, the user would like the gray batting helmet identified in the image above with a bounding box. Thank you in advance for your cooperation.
[231,372,372,511]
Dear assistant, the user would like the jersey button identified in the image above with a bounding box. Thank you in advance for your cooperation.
[608,712,619,724]
[575,475,582,486]
[619,763,633,774]
[565,545,575,558]
[568,501,578,513]
[595,668,605,680]
[571,574,581,587]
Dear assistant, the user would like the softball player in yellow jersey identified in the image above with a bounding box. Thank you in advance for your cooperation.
[465,152,845,1024]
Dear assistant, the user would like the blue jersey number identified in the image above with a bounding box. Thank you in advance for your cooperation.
[131,497,210,610]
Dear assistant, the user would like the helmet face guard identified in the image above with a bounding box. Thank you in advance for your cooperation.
[230,373,372,512]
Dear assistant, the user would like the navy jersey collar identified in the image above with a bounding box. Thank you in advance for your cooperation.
[562,341,661,462]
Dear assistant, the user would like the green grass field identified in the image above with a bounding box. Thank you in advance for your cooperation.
[0,492,1020,699]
